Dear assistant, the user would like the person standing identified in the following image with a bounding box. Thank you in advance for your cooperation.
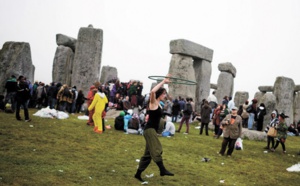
[135,74,174,183]
[176,98,193,134]
[227,96,235,112]
[218,106,242,157]
[256,103,267,131]
[4,75,17,112]
[271,113,289,153]
[247,99,258,130]
[207,91,218,119]
[171,99,180,122]
[264,110,278,150]
[241,100,249,128]
[88,89,108,134]
[212,104,222,137]
[15,76,31,122]
[200,100,212,136]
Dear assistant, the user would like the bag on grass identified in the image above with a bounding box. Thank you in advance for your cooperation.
[267,127,277,137]
[235,137,243,150]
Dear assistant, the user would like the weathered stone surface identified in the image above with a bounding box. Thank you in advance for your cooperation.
[294,93,300,123]
[72,26,103,92]
[215,72,234,104]
[258,86,273,93]
[234,91,249,107]
[56,34,77,51]
[194,59,211,111]
[241,129,267,141]
[0,42,34,95]
[294,85,300,92]
[169,39,213,62]
[208,123,267,141]
[254,92,264,102]
[273,76,295,124]
[52,46,74,85]
[168,54,196,103]
[210,83,217,90]
[100,66,118,84]
[218,62,236,77]
[260,93,276,130]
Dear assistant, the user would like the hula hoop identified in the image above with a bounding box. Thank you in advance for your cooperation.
[148,76,197,85]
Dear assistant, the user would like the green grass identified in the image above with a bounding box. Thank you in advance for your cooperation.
[0,109,300,186]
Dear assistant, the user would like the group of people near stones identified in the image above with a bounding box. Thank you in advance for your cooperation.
[2,74,300,184]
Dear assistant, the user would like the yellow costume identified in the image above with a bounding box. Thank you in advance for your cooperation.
[88,92,108,133]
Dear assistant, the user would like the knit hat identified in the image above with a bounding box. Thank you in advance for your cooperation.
[119,111,125,116]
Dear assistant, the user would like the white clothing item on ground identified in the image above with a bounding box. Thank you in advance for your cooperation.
[33,107,69,119]
[286,163,300,172]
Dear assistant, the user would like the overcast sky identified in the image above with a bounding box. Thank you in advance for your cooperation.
[1,0,300,99]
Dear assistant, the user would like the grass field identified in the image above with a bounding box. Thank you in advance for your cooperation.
[0,109,300,186]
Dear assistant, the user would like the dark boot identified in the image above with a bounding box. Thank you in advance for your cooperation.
[156,161,174,176]
[134,169,145,182]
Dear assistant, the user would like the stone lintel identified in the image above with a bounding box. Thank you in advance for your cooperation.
[218,62,236,78]
[210,83,217,90]
[258,86,274,93]
[169,39,213,62]
[295,85,300,92]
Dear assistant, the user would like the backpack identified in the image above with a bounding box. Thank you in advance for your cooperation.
[129,117,139,130]
[114,115,124,130]
[246,105,253,113]
[63,88,71,97]
[184,103,193,115]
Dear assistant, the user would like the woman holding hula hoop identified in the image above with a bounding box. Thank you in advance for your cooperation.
[134,74,174,183]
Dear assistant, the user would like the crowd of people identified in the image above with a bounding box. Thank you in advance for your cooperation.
[2,74,300,183]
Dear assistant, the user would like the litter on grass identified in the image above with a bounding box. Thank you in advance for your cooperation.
[33,107,69,119]
[136,159,140,162]
[141,181,148,185]
[145,173,154,178]
[201,158,210,162]
[58,170,64,172]
[220,180,225,183]
[78,115,89,120]
[286,163,300,172]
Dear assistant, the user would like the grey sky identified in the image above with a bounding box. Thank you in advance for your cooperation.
[1,0,300,99]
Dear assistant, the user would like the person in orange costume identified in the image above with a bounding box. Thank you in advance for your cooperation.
[86,85,98,126]
[88,90,108,134]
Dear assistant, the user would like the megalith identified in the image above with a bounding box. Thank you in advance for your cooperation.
[168,54,196,101]
[71,25,103,92]
[273,76,295,123]
[168,39,213,112]
[294,92,300,123]
[215,62,236,104]
[56,34,77,52]
[260,93,276,130]
[52,45,74,85]
[100,66,118,84]
[0,42,35,95]
[234,91,249,107]
[254,92,265,102]
[258,86,274,93]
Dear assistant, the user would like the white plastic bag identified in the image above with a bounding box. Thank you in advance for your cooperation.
[235,137,243,150]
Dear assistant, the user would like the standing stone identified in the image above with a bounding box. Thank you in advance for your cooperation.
[260,93,276,130]
[234,91,249,107]
[56,34,77,52]
[100,66,118,83]
[168,54,196,103]
[294,92,300,123]
[72,26,103,92]
[254,92,265,102]
[194,59,211,111]
[215,62,236,104]
[52,46,74,85]
[273,76,295,124]
[0,42,34,95]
